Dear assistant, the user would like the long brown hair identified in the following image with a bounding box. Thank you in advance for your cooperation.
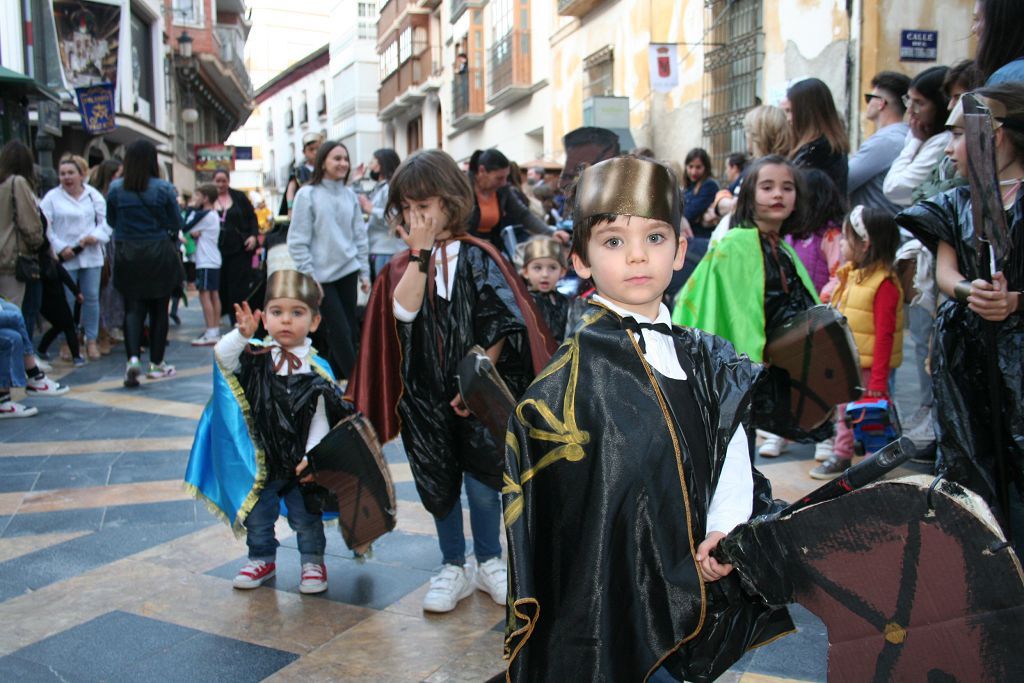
[310,140,351,185]
[385,149,474,235]
[0,140,37,190]
[787,78,850,156]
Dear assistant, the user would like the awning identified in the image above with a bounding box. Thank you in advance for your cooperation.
[0,66,62,103]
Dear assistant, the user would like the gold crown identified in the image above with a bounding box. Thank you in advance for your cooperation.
[573,156,680,227]
[522,237,565,267]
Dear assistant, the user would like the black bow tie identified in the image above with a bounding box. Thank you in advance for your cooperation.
[620,316,674,353]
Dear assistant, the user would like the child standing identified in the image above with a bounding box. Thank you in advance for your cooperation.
[504,157,791,681]
[188,184,222,346]
[811,206,902,479]
[194,262,352,594]
[672,155,825,449]
[348,149,554,614]
[519,236,570,341]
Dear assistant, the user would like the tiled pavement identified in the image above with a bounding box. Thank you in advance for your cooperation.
[0,296,932,682]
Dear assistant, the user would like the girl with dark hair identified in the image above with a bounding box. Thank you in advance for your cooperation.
[973,0,1024,84]
[682,147,719,236]
[787,77,850,195]
[212,168,259,324]
[356,148,403,280]
[811,205,903,480]
[287,140,369,379]
[466,148,560,254]
[674,156,824,458]
[788,168,846,297]
[105,139,183,386]
[897,82,1024,552]
[0,141,44,307]
[883,65,952,207]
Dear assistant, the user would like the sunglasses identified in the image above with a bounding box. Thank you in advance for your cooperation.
[864,93,886,105]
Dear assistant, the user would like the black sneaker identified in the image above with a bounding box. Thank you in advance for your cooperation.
[809,456,851,480]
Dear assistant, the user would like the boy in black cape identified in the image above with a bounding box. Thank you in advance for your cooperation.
[503,157,793,682]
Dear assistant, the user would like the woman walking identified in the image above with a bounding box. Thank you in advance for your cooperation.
[40,154,110,360]
[355,148,403,280]
[212,169,259,324]
[287,140,369,379]
[105,140,183,386]
[0,141,44,308]
[89,159,124,354]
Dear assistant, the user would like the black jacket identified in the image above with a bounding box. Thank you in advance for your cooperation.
[469,183,552,249]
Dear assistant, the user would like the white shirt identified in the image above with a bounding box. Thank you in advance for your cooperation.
[393,240,462,321]
[593,295,754,535]
[40,185,111,270]
[189,210,222,269]
[882,131,952,207]
[214,329,330,454]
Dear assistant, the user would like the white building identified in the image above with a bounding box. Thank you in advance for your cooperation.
[329,0,384,164]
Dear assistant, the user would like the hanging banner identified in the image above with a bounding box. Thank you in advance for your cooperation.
[75,83,117,135]
[53,1,121,90]
[648,44,679,93]
[195,145,237,173]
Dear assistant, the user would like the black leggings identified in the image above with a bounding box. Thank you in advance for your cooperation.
[124,296,170,364]
[314,273,359,379]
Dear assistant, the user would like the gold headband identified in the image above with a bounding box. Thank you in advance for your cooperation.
[573,157,680,228]
[522,237,565,267]
[265,270,320,312]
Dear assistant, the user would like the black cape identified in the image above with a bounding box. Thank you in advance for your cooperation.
[396,241,538,516]
[530,290,570,342]
[503,303,793,682]
[896,187,1024,507]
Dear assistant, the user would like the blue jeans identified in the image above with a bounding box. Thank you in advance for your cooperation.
[244,479,326,565]
[906,303,934,408]
[64,266,102,341]
[434,473,502,567]
[21,280,41,342]
[0,300,32,389]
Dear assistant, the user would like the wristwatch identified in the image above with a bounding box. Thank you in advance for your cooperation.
[408,249,430,274]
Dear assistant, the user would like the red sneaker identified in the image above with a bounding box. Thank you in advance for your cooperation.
[299,562,328,594]
[232,559,276,589]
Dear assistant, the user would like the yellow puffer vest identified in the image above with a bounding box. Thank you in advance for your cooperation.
[832,263,903,369]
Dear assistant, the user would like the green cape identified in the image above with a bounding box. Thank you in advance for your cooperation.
[672,227,819,362]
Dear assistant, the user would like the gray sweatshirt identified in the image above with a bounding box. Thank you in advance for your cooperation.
[847,122,908,216]
[288,178,370,283]
[366,180,405,256]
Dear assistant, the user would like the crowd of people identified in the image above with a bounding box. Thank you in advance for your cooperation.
[3,2,1023,677]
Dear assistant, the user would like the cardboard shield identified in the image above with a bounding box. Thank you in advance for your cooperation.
[456,346,517,445]
[717,476,1024,682]
[764,305,862,431]
[305,413,397,554]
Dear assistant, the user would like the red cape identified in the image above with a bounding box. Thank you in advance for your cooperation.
[346,234,557,443]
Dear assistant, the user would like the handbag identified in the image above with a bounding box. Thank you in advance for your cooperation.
[10,186,40,282]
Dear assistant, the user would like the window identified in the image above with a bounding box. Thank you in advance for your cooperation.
[399,27,412,63]
[491,0,513,45]
[317,82,327,117]
[702,0,763,174]
[381,41,399,76]
[130,13,155,123]
[172,0,202,26]
[299,91,309,124]
[358,2,377,40]
[286,97,294,129]
[266,107,274,138]
[583,46,613,100]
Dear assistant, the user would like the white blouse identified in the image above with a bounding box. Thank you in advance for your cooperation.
[40,184,111,270]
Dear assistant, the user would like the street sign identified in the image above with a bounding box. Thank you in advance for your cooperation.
[900,30,938,62]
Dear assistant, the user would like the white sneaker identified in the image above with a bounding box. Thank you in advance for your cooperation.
[475,557,507,605]
[191,332,220,347]
[0,400,38,419]
[25,376,70,396]
[814,439,835,462]
[422,564,474,613]
[758,434,788,458]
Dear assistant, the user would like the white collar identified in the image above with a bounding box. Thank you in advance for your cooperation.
[593,294,672,327]
[265,336,313,359]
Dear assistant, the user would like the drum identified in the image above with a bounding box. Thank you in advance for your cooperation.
[764,305,862,431]
[305,413,397,554]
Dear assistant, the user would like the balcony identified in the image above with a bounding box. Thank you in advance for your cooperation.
[378,0,408,38]
[557,0,604,18]
[487,31,531,109]
[378,50,431,117]
[451,68,484,130]
[213,24,254,99]
[450,0,485,24]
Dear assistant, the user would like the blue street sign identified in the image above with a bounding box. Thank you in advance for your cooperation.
[900,30,938,62]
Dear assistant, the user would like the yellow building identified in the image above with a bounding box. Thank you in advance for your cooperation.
[430,0,977,171]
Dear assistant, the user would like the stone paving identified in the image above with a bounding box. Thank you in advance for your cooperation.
[0,296,931,682]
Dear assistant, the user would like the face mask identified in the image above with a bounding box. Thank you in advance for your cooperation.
[370,170,380,181]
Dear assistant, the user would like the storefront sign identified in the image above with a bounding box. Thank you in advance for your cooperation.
[75,83,116,134]
[195,144,236,172]
[900,30,938,62]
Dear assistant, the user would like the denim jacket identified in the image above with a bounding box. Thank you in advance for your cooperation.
[106,177,182,242]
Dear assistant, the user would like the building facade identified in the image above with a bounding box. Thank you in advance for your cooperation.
[329,0,384,164]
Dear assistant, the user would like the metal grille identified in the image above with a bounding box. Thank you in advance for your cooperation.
[702,0,763,175]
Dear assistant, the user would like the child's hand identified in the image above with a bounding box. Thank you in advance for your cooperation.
[295,456,314,483]
[695,531,733,582]
[404,210,437,251]
[234,302,262,339]
[969,272,1017,322]
[360,277,370,294]
[450,392,471,418]
[76,293,84,304]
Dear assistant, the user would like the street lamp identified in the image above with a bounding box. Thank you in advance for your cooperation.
[177,31,193,59]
